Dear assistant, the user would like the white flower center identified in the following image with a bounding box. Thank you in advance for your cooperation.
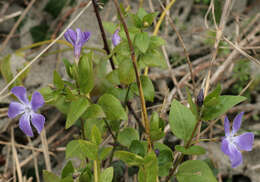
[227,134,235,145]
[24,105,33,115]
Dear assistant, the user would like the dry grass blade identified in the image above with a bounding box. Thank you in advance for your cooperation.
[0,11,22,23]
[223,36,260,66]
[204,0,233,96]
[27,137,40,182]
[11,127,23,182]
[40,128,51,171]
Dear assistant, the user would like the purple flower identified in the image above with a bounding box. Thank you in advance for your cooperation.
[221,112,254,168]
[64,28,91,59]
[8,86,45,137]
[112,29,121,46]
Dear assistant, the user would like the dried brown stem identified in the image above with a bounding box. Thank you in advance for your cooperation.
[92,0,115,70]
[112,0,153,150]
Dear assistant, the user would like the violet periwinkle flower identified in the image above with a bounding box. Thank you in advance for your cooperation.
[8,86,45,137]
[221,112,254,168]
[64,28,91,59]
[112,29,121,46]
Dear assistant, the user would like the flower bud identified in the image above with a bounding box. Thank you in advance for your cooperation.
[112,29,121,46]
[154,149,160,157]
[196,88,204,107]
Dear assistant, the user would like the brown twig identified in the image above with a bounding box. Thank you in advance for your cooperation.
[92,0,115,70]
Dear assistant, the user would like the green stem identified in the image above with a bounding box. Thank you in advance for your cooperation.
[94,160,99,182]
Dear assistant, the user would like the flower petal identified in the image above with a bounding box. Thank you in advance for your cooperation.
[82,31,90,44]
[31,113,45,134]
[228,143,243,168]
[64,29,76,45]
[232,112,244,134]
[8,102,25,118]
[112,29,121,46]
[11,86,29,104]
[234,132,254,151]
[224,116,230,136]
[19,113,33,137]
[75,28,82,45]
[221,138,231,155]
[31,91,44,111]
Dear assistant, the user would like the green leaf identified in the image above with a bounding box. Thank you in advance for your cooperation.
[103,21,117,34]
[202,95,246,121]
[204,84,221,104]
[61,161,74,178]
[186,88,198,118]
[137,8,148,20]
[30,23,50,43]
[66,98,89,129]
[143,12,158,26]
[98,94,127,121]
[66,139,98,160]
[138,152,158,182]
[83,104,106,120]
[54,95,70,114]
[91,125,102,145]
[149,36,165,48]
[99,147,113,161]
[115,151,144,166]
[157,149,173,163]
[100,167,114,182]
[175,145,206,155]
[84,118,105,141]
[53,70,64,89]
[140,49,167,68]
[129,140,145,157]
[169,100,197,142]
[158,162,172,177]
[176,160,217,182]
[156,148,173,177]
[43,170,60,182]
[135,32,150,53]
[62,59,73,79]
[79,168,92,182]
[118,128,139,147]
[106,70,120,85]
[150,112,164,141]
[118,58,136,85]
[131,75,155,102]
[44,0,68,18]
[0,55,15,86]
[60,176,73,182]
[78,53,94,94]
[131,14,143,28]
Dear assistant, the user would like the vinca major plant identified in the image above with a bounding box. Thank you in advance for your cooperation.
[7,5,254,182]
